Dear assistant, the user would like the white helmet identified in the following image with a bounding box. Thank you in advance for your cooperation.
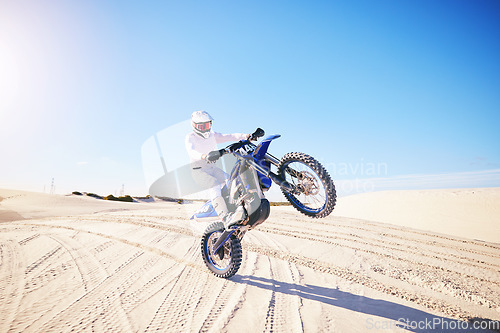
[191,111,214,139]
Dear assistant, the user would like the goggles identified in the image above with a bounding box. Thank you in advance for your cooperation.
[193,121,212,133]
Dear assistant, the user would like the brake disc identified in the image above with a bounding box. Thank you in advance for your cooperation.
[297,171,320,196]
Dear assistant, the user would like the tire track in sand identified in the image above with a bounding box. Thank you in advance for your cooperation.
[260,223,500,276]
[18,233,41,245]
[143,238,207,332]
[16,232,110,332]
[258,234,304,333]
[243,243,483,321]
[145,266,206,332]
[284,215,500,256]
[0,240,26,333]
[13,220,196,332]
[37,249,150,332]
[264,220,500,271]
[197,248,258,333]
[16,222,204,270]
[256,225,500,310]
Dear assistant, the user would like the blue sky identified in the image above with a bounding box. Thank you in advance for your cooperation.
[1,0,499,196]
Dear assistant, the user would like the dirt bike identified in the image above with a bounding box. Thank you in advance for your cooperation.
[190,128,336,278]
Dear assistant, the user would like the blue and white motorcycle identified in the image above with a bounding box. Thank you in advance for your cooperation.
[190,128,336,278]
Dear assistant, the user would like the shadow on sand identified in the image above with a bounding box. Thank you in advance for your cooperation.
[231,275,493,332]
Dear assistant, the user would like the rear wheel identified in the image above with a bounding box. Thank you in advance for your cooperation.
[278,152,336,218]
[201,222,242,278]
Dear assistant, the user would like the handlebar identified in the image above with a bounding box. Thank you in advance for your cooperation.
[250,127,265,141]
[205,128,265,163]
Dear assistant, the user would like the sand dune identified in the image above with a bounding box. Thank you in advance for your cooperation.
[0,188,499,332]
[334,188,500,244]
[0,189,166,222]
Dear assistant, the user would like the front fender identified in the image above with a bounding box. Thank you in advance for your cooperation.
[253,135,281,160]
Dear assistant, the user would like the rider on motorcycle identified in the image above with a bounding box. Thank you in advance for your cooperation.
[185,111,249,228]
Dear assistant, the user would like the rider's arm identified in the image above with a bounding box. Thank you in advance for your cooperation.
[214,132,249,144]
[185,134,204,161]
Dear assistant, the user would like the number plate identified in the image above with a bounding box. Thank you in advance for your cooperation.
[237,144,255,155]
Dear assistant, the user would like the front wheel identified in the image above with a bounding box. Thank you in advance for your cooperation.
[278,152,336,218]
[201,222,242,278]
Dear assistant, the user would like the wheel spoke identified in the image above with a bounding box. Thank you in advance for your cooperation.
[284,161,327,210]
[208,232,232,270]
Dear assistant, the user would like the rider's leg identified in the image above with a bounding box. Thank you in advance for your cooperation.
[204,168,229,217]
[210,188,244,228]
[193,167,230,218]
[192,167,245,227]
[205,177,245,228]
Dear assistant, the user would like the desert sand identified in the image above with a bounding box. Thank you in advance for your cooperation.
[0,188,499,332]
[333,188,500,244]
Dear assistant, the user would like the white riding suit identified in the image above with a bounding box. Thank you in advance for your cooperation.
[185,131,248,217]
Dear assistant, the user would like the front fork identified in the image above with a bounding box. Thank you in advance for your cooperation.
[211,227,247,255]
[264,153,299,194]
[211,229,235,255]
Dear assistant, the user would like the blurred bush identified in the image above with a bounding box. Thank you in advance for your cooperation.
[104,194,134,202]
